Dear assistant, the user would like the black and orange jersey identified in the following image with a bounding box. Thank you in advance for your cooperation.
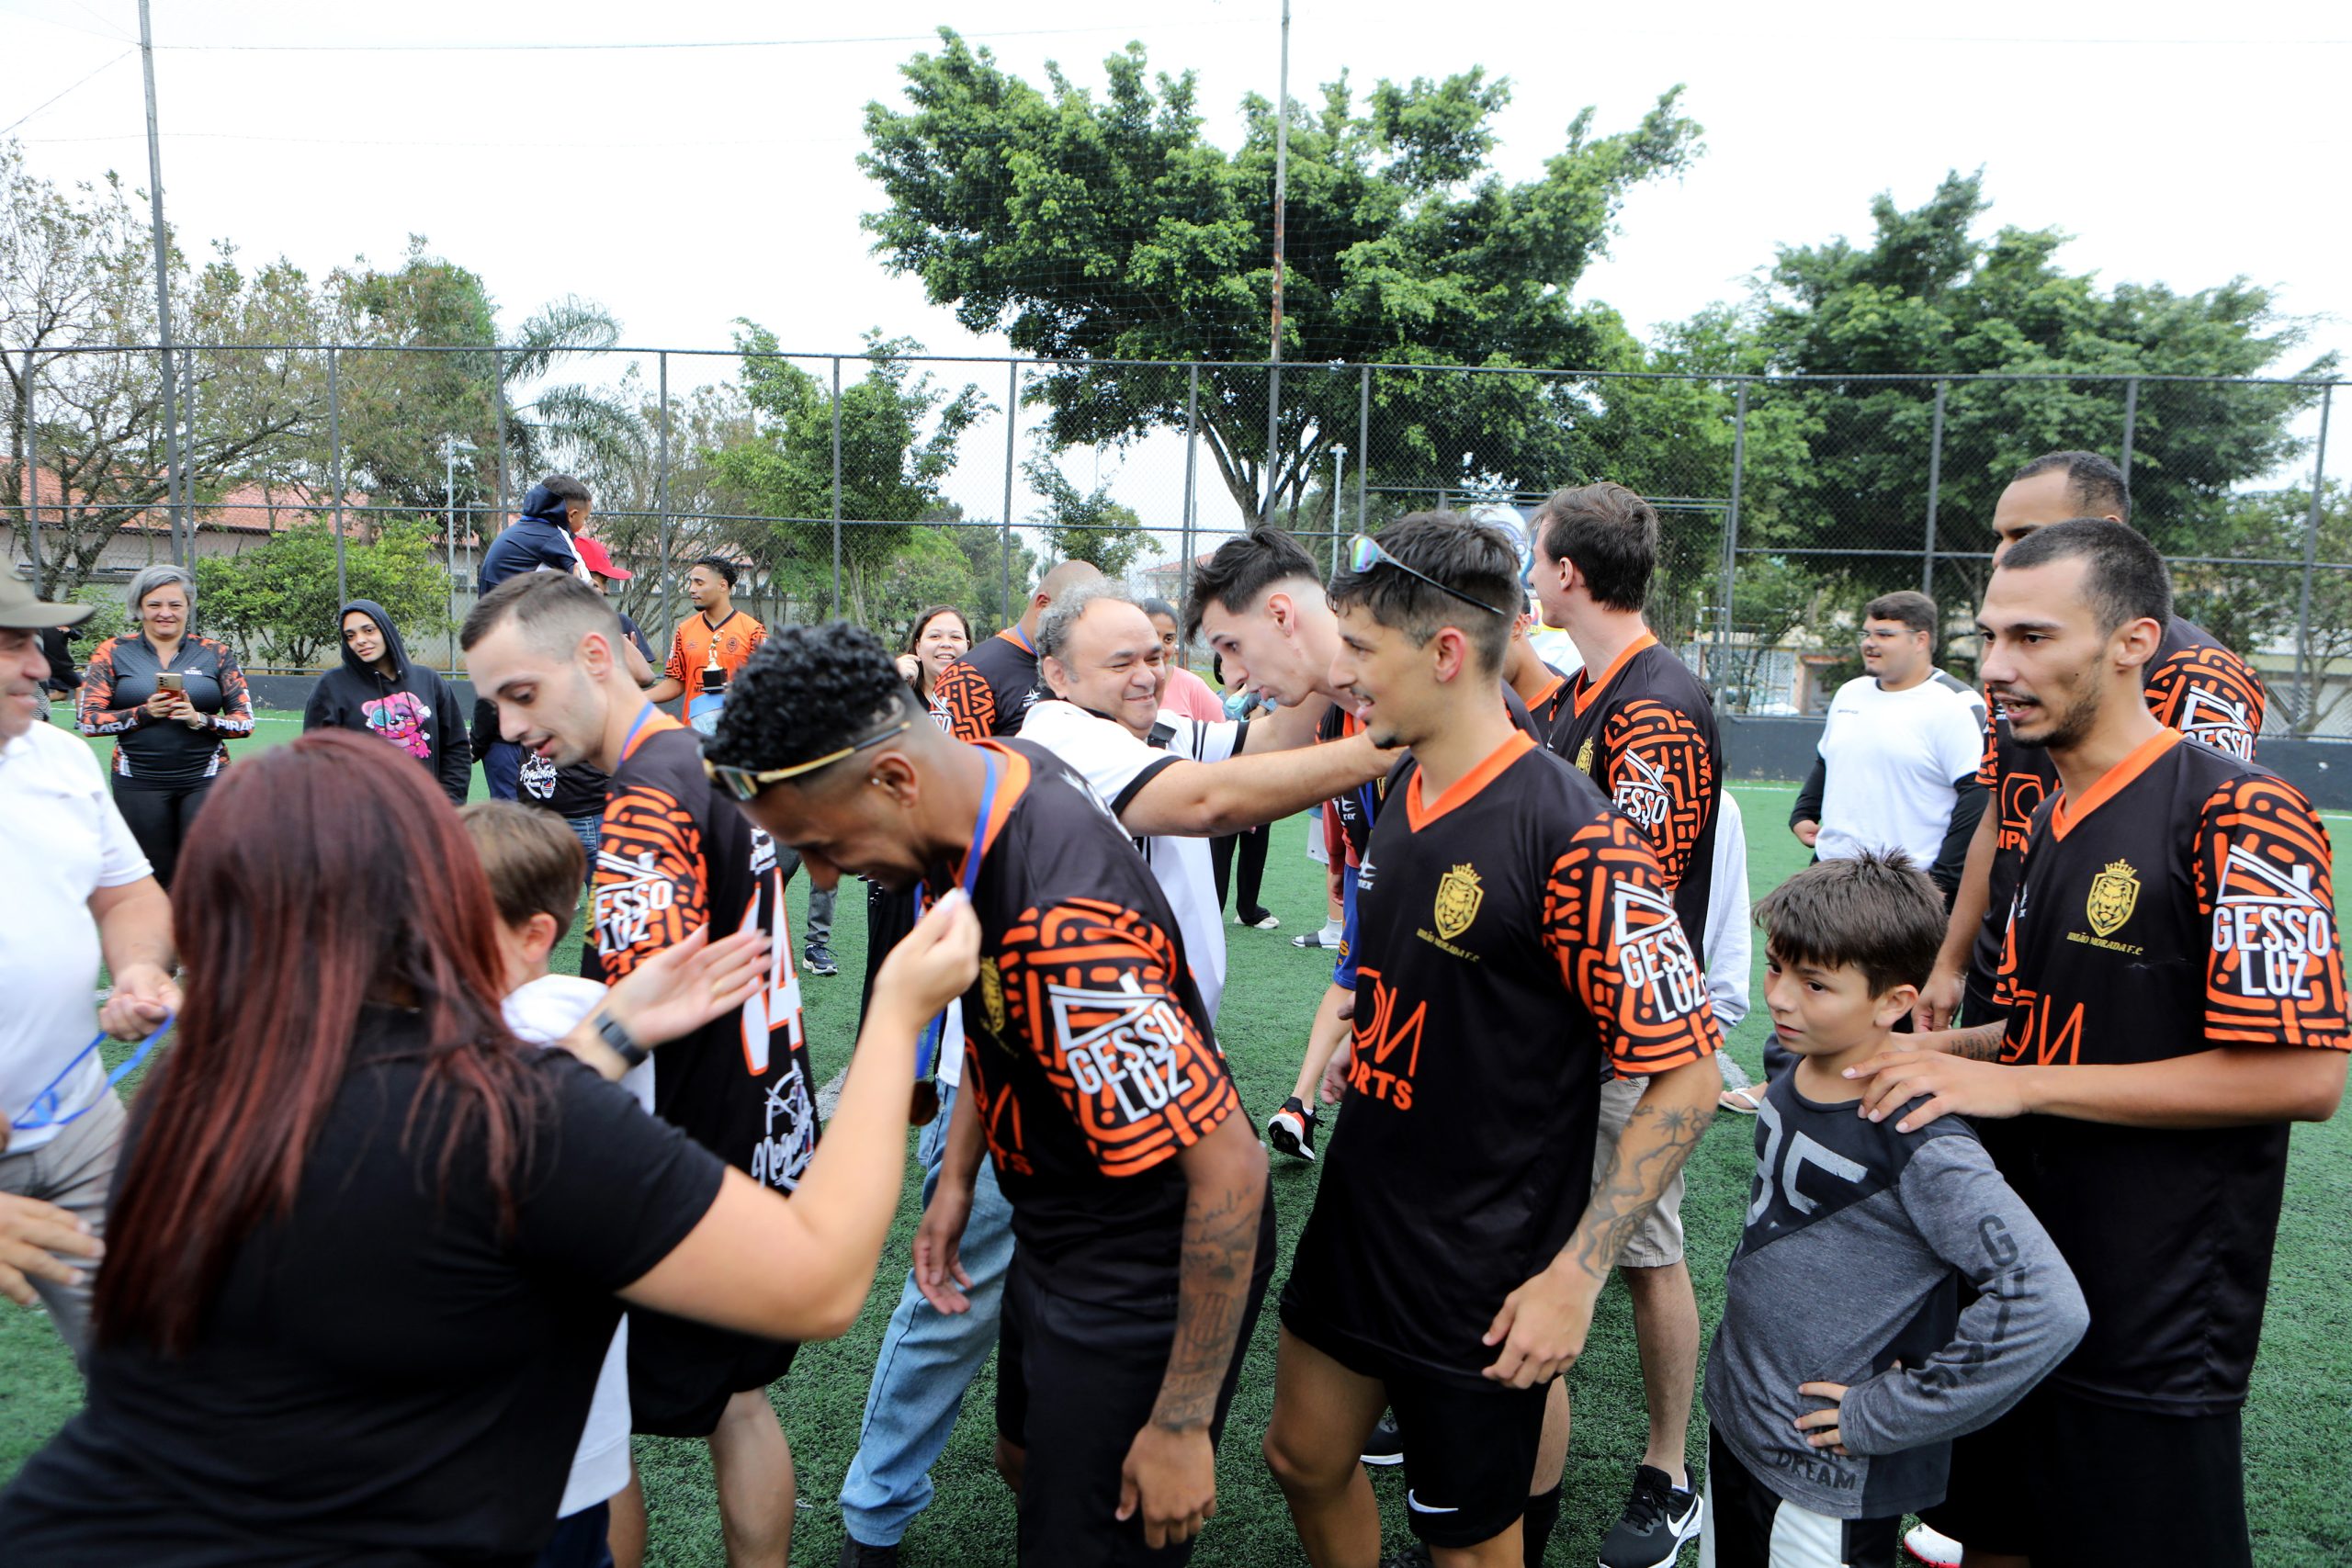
[77,633,255,787]
[1964,615,2268,1013]
[585,714,818,1195]
[948,739,1274,1308]
[1284,732,1721,1386]
[930,628,1041,740]
[1319,684,1546,866]
[1545,632,1722,966]
[1521,663,1573,746]
[1989,728,2345,1415]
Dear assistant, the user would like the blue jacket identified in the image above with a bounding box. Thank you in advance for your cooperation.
[476,485,579,593]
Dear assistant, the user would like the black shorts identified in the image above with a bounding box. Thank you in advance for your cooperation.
[996,1252,1269,1567]
[1704,1427,1897,1568]
[625,1305,798,1438]
[1921,1381,2248,1568]
[1276,1302,1548,1552]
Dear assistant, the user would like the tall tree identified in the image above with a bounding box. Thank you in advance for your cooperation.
[860,33,1699,523]
[1024,449,1154,576]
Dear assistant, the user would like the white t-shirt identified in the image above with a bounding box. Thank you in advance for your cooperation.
[0,721,153,1152]
[1813,674,1985,871]
[501,974,650,1520]
[1017,699,1237,1021]
[1702,791,1752,1035]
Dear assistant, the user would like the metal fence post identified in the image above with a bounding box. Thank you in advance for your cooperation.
[492,350,509,540]
[1357,365,1371,534]
[1181,362,1199,633]
[20,351,42,593]
[1718,382,1747,686]
[831,355,843,621]
[2295,383,2333,730]
[1001,359,1017,623]
[2119,375,2140,491]
[1264,363,1282,524]
[328,346,346,607]
[657,351,673,640]
[1921,379,1948,595]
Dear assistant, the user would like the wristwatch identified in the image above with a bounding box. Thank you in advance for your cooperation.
[593,1010,650,1070]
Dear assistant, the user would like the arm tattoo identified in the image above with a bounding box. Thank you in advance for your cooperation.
[1565,1093,1713,1283]
[1945,1022,2007,1061]
[1153,1174,1262,1430]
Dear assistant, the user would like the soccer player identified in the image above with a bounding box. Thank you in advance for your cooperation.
[1262,511,1722,1568]
[1788,592,1986,900]
[705,624,1273,1567]
[1706,852,2084,1568]
[464,572,818,1568]
[1850,519,2346,1568]
[1023,580,1391,1020]
[1524,480,1723,1564]
[929,559,1105,739]
[644,556,766,707]
[1917,449,2268,1033]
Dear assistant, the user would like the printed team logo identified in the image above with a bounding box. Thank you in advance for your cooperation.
[518,750,559,800]
[2146,646,2267,761]
[2176,685,2257,761]
[591,793,705,963]
[2211,843,2334,1001]
[1611,877,1707,1019]
[1432,863,1484,941]
[1574,738,1595,775]
[750,1060,815,1191]
[979,956,1009,1036]
[594,842,679,953]
[2086,859,2141,938]
[1347,966,1425,1110]
[1046,972,1199,1127]
[1611,747,1672,831]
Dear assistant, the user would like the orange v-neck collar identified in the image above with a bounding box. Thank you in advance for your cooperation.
[2050,727,2179,841]
[1405,730,1535,832]
[1570,631,1657,718]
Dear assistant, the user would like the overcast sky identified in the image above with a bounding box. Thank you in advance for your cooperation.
[5,0,2346,538]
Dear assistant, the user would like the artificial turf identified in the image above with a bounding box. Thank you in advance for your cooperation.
[4,713,2346,1563]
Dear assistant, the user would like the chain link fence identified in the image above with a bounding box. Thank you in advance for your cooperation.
[5,345,2342,732]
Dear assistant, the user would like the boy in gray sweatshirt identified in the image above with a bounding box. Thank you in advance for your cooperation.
[1702,852,2086,1568]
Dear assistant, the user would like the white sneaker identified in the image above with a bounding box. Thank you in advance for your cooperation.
[1901,1522,1963,1567]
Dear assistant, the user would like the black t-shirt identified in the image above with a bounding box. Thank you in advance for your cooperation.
[1521,665,1573,747]
[1545,634,1722,969]
[1989,729,2345,1414]
[949,739,1274,1309]
[1965,615,2268,1012]
[519,750,612,820]
[1284,733,1720,1386]
[0,1009,724,1564]
[930,628,1042,739]
[587,716,818,1194]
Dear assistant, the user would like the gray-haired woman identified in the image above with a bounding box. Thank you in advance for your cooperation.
[77,565,254,886]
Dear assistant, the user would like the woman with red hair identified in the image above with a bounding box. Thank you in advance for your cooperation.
[0,729,977,1563]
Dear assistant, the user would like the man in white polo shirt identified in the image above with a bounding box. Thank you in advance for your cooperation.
[1791,590,1987,899]
[0,574,179,1357]
[1021,580,1395,1020]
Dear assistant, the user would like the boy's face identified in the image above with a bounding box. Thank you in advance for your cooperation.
[1762,948,1912,1057]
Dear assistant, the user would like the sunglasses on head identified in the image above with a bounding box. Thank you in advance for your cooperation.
[1344,535,1512,619]
[703,718,912,802]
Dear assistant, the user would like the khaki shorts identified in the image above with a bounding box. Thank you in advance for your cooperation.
[1591,1074,1685,1269]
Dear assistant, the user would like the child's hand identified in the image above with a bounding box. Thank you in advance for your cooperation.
[1795,1360,1900,1457]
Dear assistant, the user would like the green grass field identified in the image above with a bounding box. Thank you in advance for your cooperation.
[6,709,2349,1563]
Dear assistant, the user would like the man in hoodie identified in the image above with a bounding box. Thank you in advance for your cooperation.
[303,602,472,804]
[474,476,594,800]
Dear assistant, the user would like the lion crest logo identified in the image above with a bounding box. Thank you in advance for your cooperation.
[1574,739,1595,775]
[2086,859,2140,938]
[1433,863,1485,942]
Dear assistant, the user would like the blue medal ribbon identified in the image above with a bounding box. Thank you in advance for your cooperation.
[913,749,999,1081]
[12,1017,175,1132]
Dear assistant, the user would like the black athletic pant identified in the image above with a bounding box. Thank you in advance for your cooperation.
[110,777,214,889]
[1209,822,1271,923]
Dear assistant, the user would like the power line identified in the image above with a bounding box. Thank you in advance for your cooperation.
[0,46,133,139]
[156,21,1250,53]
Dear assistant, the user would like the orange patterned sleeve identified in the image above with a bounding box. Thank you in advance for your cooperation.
[2146,645,2267,762]
[590,784,709,980]
[1599,698,1714,895]
[2195,776,2348,1049]
[930,657,996,743]
[1975,696,2001,790]
[993,897,1239,1178]
[1544,815,1721,1078]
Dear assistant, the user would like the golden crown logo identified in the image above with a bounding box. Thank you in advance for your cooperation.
[1434,863,1485,942]
[2086,859,2140,938]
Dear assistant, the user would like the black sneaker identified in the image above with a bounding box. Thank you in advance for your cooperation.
[1360,1411,1403,1467]
[1597,1463,1702,1568]
[837,1536,900,1568]
[1266,1097,1319,1163]
[804,944,839,977]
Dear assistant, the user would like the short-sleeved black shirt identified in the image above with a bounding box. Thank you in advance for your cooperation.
[948,739,1274,1309]
[1965,615,2268,1015]
[1545,633,1722,968]
[1283,733,1721,1386]
[930,628,1042,740]
[0,1009,724,1563]
[1318,685,1546,865]
[1989,728,2345,1414]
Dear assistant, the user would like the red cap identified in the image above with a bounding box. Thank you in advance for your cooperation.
[574,536,632,581]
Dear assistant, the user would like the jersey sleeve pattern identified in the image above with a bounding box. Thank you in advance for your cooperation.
[198,638,254,737]
[1974,701,2000,790]
[75,638,140,735]
[2146,645,2267,762]
[1599,697,1714,894]
[591,784,708,980]
[2194,776,2348,1048]
[930,658,996,742]
[1544,814,1721,1077]
[662,626,688,684]
[995,896,1239,1178]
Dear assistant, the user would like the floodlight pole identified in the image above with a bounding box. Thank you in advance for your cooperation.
[138,0,186,564]
[1263,0,1289,524]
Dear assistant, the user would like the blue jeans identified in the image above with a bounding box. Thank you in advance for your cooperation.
[837,1082,1017,1548]
[484,739,521,801]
